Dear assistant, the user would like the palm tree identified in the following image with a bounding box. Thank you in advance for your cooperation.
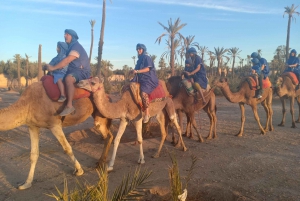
[227,47,242,78]
[89,20,96,64]
[151,55,157,63]
[161,38,181,65]
[246,55,251,66]
[156,17,187,76]
[208,51,216,76]
[13,54,21,87]
[283,4,299,61]
[196,46,209,63]
[131,56,136,66]
[213,47,228,76]
[38,44,43,80]
[257,49,262,56]
[97,0,112,78]
[182,35,198,59]
[25,54,31,87]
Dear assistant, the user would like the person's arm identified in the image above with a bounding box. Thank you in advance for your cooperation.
[46,55,77,72]
[133,67,150,74]
[261,64,265,71]
[189,64,200,75]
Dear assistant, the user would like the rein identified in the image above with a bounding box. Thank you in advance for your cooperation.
[88,78,102,93]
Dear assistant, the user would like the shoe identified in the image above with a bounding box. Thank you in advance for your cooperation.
[58,96,66,102]
[59,106,75,116]
[143,115,150,123]
[256,95,262,99]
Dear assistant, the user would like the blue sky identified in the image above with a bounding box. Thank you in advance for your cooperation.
[0,0,299,70]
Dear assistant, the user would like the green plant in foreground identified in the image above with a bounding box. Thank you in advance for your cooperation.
[168,152,197,201]
[46,165,152,201]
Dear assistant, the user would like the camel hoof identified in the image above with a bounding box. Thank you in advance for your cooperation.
[175,143,182,148]
[291,124,296,128]
[18,182,32,190]
[206,136,212,140]
[152,153,159,158]
[199,138,204,143]
[182,133,187,137]
[138,158,145,164]
[235,133,243,137]
[278,123,284,127]
[269,127,274,131]
[74,168,84,176]
[296,120,300,123]
[183,147,187,152]
[107,166,113,172]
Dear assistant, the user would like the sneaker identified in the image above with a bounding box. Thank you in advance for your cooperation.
[58,96,66,102]
[59,106,75,116]
[143,115,150,124]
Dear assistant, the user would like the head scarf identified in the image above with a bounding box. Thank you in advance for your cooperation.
[136,43,147,56]
[251,58,260,65]
[187,47,197,54]
[65,29,79,47]
[287,49,298,65]
[185,58,193,65]
[251,52,261,60]
[49,41,68,66]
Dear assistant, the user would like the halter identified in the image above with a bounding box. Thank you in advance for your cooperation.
[88,77,102,93]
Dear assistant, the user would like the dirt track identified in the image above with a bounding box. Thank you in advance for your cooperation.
[0,89,300,201]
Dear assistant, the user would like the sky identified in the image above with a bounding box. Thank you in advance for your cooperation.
[0,0,300,70]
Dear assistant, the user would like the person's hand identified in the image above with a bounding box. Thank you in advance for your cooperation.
[44,64,55,72]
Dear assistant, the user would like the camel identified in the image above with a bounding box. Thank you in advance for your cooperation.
[275,74,300,127]
[77,77,187,172]
[166,76,217,142]
[212,77,273,136]
[0,81,112,190]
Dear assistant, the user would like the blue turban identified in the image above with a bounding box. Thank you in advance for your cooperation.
[65,29,78,47]
[187,47,197,54]
[251,52,261,59]
[49,41,68,66]
[251,58,260,65]
[136,43,147,55]
[185,58,193,65]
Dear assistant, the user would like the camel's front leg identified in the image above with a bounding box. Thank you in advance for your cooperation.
[50,125,84,176]
[289,96,296,128]
[94,116,113,167]
[236,102,245,137]
[190,115,204,142]
[171,113,187,151]
[267,91,274,131]
[251,104,266,135]
[261,100,270,132]
[108,118,129,172]
[18,126,40,190]
[278,97,286,126]
[152,111,167,158]
[296,96,300,123]
[132,118,145,164]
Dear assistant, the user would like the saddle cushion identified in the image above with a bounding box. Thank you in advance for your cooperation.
[281,72,299,85]
[248,76,272,90]
[181,79,194,96]
[41,75,90,101]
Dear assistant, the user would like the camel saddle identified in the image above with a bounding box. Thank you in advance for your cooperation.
[41,75,91,101]
[129,81,167,111]
[246,76,272,90]
[181,78,211,96]
[281,72,299,85]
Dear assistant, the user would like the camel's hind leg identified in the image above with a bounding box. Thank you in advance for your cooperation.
[251,104,266,135]
[93,114,113,167]
[152,111,167,158]
[190,115,204,143]
[50,125,84,175]
[18,126,40,190]
[278,97,286,127]
[132,118,145,164]
[289,96,296,128]
[266,91,273,131]
[236,102,246,137]
[261,100,270,132]
[296,96,300,123]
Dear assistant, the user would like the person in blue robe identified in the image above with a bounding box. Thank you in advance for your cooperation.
[284,49,300,88]
[131,43,159,123]
[251,58,263,98]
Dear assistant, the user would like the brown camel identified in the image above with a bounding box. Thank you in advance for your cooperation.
[275,74,300,127]
[0,82,113,190]
[166,76,217,142]
[212,77,273,136]
[77,77,187,172]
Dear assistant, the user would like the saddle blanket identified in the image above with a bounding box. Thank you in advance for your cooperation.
[247,76,271,90]
[41,75,90,101]
[281,72,299,85]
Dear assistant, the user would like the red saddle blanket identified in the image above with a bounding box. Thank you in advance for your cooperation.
[248,76,272,90]
[41,75,90,101]
[149,82,166,102]
[281,72,299,85]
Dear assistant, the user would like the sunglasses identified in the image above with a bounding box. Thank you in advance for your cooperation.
[136,48,143,50]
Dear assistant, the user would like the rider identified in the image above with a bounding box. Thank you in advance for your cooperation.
[251,58,263,98]
[186,47,207,104]
[284,49,300,88]
[132,43,159,123]
[251,52,270,98]
[45,29,91,116]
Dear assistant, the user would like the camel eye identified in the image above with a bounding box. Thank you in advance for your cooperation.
[91,82,96,86]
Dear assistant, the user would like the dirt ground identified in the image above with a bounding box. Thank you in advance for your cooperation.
[0,88,300,201]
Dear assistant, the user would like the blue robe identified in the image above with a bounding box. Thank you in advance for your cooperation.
[132,54,158,94]
[284,51,300,76]
[192,55,208,89]
[49,42,68,83]
[259,58,269,79]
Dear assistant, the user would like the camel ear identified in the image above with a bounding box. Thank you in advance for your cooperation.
[94,76,104,84]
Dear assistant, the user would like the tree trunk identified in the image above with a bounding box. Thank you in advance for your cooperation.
[89,25,94,64]
[170,36,175,76]
[17,57,21,88]
[97,0,106,78]
[285,15,291,61]
[231,56,235,78]
[26,60,28,87]
[38,44,43,80]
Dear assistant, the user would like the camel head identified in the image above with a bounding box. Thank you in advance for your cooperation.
[166,76,181,97]
[77,77,104,92]
[274,76,285,96]
[211,76,228,88]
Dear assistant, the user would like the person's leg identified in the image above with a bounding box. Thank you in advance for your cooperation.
[257,73,263,98]
[59,74,77,116]
[57,78,66,102]
[141,92,150,123]
[192,82,206,104]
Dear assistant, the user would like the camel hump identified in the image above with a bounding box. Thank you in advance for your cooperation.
[41,75,90,101]
[281,72,299,85]
[129,82,143,108]
[245,76,272,90]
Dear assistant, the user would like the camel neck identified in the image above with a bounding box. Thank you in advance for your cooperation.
[219,83,245,103]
